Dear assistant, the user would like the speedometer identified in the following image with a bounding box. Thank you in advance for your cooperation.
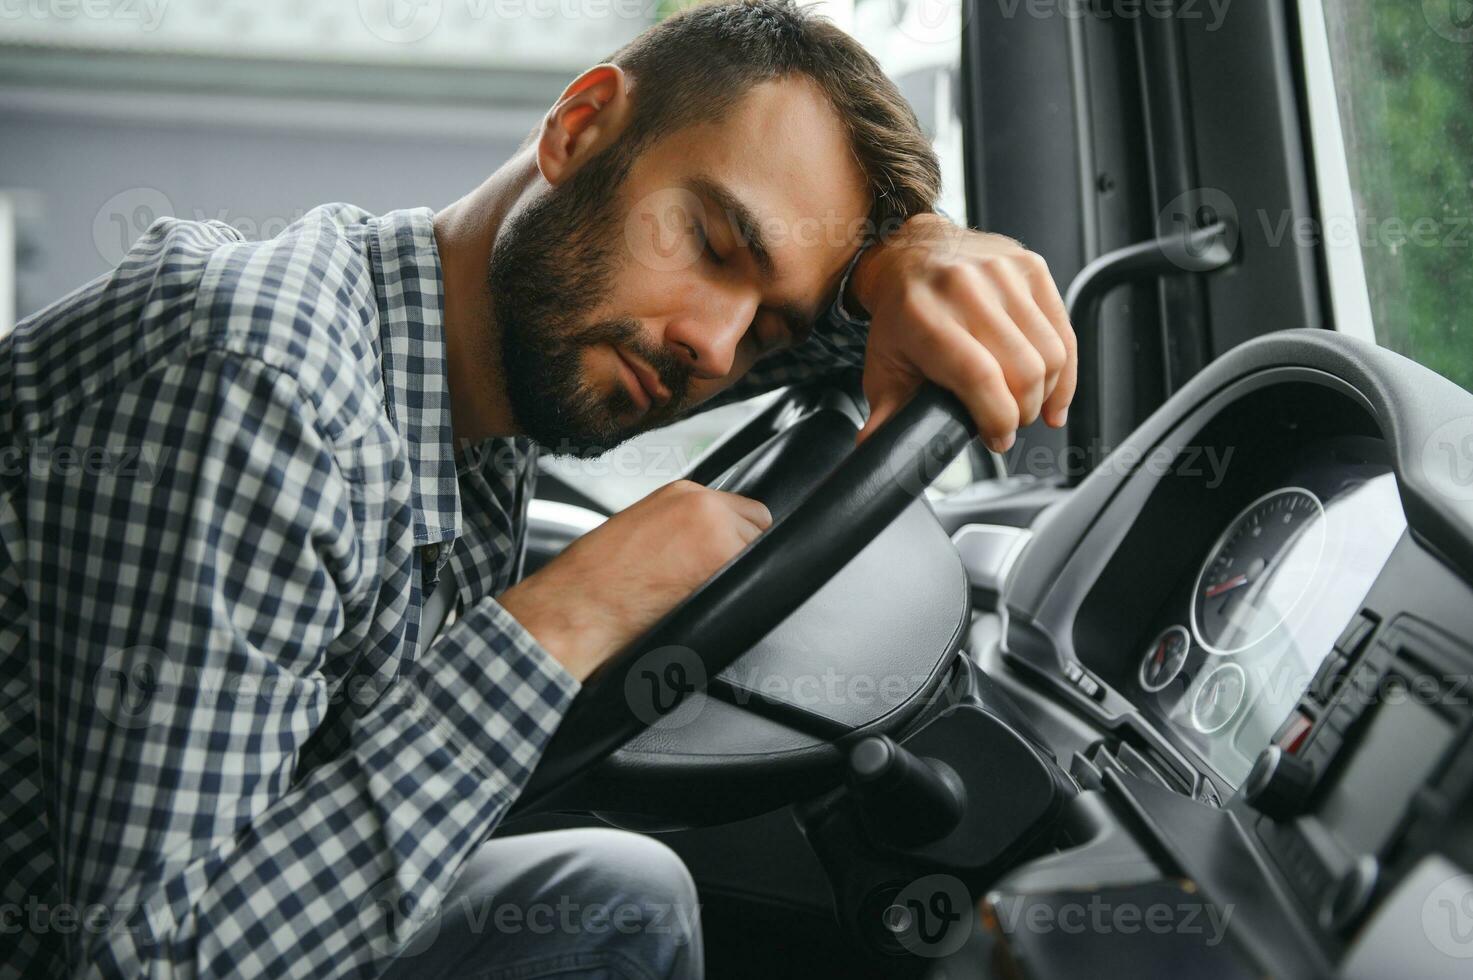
[1191,487,1327,655]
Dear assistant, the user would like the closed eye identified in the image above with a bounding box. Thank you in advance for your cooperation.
[691,220,724,267]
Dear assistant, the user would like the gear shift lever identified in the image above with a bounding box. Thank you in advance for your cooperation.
[845,735,967,846]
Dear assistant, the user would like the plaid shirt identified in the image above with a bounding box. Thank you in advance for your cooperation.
[0,203,867,978]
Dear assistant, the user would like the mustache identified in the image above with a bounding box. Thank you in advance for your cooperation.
[578,317,694,410]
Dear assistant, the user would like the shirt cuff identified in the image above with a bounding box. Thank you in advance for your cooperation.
[830,242,874,330]
[411,597,580,794]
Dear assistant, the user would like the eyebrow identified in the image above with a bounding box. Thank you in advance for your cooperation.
[683,174,818,345]
[685,175,774,277]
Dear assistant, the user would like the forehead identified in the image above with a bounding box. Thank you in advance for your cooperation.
[633,76,872,277]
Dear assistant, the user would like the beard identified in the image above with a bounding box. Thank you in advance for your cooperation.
[486,148,693,458]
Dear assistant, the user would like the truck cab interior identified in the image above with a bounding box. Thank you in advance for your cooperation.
[4,1,1469,977]
[503,2,1473,977]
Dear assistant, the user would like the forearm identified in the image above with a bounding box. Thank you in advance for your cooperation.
[79,600,576,978]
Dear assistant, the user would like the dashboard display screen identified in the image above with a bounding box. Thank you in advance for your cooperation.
[1139,464,1406,786]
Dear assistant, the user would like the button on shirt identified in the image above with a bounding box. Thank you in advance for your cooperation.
[0,203,868,978]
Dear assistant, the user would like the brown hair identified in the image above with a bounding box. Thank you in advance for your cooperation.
[606,0,941,236]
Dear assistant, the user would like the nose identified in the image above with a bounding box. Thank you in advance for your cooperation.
[663,288,757,381]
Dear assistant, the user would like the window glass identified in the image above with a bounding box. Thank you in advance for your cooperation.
[1320,1,1473,391]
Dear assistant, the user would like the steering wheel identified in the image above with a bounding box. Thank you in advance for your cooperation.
[510,384,977,817]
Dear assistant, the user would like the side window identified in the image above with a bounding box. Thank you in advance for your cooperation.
[541,394,782,513]
[547,0,973,510]
[1317,0,1473,392]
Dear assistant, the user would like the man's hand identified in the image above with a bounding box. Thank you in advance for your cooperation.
[499,481,772,681]
[849,214,1077,451]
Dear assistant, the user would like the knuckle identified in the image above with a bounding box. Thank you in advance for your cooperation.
[672,487,720,523]
[1013,350,1047,390]
[1041,334,1068,373]
[930,259,973,293]
[959,353,1001,391]
[689,487,729,518]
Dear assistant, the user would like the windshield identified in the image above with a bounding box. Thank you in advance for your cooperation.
[1319,1,1473,392]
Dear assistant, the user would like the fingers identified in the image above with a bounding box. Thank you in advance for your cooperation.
[853,230,1078,448]
[710,489,774,532]
[650,480,771,536]
[991,266,1068,412]
[899,302,1022,452]
[856,352,921,445]
[953,286,1048,428]
[1025,257,1077,428]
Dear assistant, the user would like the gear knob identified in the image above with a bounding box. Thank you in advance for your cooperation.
[846,735,967,846]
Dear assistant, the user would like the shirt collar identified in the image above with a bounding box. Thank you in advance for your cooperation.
[364,207,461,549]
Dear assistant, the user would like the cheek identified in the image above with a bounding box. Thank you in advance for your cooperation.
[593,270,666,324]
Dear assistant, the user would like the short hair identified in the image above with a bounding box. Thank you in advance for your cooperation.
[607,0,942,235]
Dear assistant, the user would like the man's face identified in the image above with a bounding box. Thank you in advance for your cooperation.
[488,77,871,456]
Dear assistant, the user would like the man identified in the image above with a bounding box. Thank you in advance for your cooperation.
[0,0,1075,976]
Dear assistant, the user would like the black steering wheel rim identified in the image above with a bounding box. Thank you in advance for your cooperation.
[510,384,976,815]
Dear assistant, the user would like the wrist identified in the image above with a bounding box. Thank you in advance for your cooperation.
[499,579,604,682]
[850,211,958,315]
[845,242,883,319]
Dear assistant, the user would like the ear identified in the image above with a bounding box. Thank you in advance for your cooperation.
[536,64,632,187]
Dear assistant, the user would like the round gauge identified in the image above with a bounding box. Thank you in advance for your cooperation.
[1139,626,1191,692]
[1191,487,1327,656]
[1191,662,1247,734]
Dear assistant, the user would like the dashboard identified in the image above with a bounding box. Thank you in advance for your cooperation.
[1131,443,1405,785]
[991,331,1473,978]
[1059,375,1411,790]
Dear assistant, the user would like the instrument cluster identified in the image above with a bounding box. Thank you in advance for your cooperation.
[1131,448,1406,785]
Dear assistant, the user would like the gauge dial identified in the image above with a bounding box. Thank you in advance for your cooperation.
[1192,487,1327,655]
[1139,626,1191,692]
[1191,662,1247,734]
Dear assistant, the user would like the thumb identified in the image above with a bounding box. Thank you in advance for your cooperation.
[856,383,913,445]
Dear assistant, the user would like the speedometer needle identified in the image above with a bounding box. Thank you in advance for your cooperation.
[1204,573,1250,599]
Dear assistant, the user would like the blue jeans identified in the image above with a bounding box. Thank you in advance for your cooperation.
[380,828,703,980]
